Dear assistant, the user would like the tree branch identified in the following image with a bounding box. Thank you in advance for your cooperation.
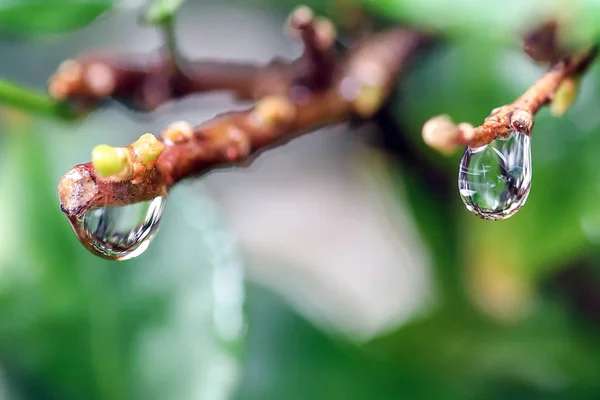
[422,42,597,152]
[58,14,425,216]
[48,6,343,111]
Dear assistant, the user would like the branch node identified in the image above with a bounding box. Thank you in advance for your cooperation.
[131,133,165,167]
[224,125,252,161]
[84,62,117,97]
[352,84,385,118]
[288,5,314,32]
[509,109,534,136]
[288,6,336,89]
[250,95,297,129]
[49,59,116,100]
[91,145,132,180]
[161,121,194,145]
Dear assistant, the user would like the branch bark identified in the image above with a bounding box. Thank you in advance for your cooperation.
[460,48,597,148]
[48,6,342,110]
[58,20,425,216]
[423,44,597,152]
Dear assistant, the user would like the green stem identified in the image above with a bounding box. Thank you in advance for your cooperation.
[162,16,179,60]
[0,79,74,120]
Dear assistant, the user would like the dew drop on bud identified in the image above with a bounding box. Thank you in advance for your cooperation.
[458,131,532,220]
[69,195,166,260]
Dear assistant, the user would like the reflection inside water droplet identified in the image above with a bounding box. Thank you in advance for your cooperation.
[69,195,166,261]
[458,131,532,220]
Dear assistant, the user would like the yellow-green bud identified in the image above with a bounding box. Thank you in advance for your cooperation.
[251,96,296,129]
[131,133,165,166]
[352,85,384,118]
[161,122,194,145]
[551,76,580,117]
[92,144,130,177]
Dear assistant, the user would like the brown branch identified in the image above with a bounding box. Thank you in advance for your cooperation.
[58,24,425,217]
[48,50,291,110]
[48,6,342,111]
[287,5,337,89]
[423,47,597,152]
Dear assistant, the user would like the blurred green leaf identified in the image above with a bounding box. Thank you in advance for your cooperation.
[0,0,113,36]
[235,284,463,400]
[361,0,600,46]
[362,0,547,42]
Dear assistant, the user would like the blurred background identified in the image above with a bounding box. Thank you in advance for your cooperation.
[2,0,600,399]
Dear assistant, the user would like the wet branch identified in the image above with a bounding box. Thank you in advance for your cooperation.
[460,48,597,148]
[48,6,342,111]
[58,8,425,216]
[422,24,598,152]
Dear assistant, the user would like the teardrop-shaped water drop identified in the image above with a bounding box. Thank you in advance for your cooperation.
[69,195,166,261]
[458,131,532,220]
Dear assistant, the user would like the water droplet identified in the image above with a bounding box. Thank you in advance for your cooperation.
[458,131,532,220]
[68,195,166,260]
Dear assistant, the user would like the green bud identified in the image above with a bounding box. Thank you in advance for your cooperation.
[551,76,580,117]
[132,133,165,166]
[92,144,129,177]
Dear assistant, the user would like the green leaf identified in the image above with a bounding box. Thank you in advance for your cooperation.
[236,284,463,400]
[0,0,114,36]
[361,0,600,45]
[142,0,185,25]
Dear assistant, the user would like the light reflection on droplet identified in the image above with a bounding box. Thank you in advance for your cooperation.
[68,195,166,261]
[458,131,532,220]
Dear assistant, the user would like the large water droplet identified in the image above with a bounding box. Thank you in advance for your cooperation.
[69,195,166,260]
[458,131,532,220]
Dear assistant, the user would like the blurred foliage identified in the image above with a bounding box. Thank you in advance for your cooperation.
[1,0,600,399]
[0,0,114,36]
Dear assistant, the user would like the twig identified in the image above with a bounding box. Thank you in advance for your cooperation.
[48,6,341,111]
[287,5,337,89]
[423,44,597,152]
[461,48,597,148]
[58,21,425,216]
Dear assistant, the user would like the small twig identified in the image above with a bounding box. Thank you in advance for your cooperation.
[48,6,344,111]
[465,48,596,147]
[287,5,337,89]
[421,21,598,152]
[423,47,597,152]
[160,16,180,66]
